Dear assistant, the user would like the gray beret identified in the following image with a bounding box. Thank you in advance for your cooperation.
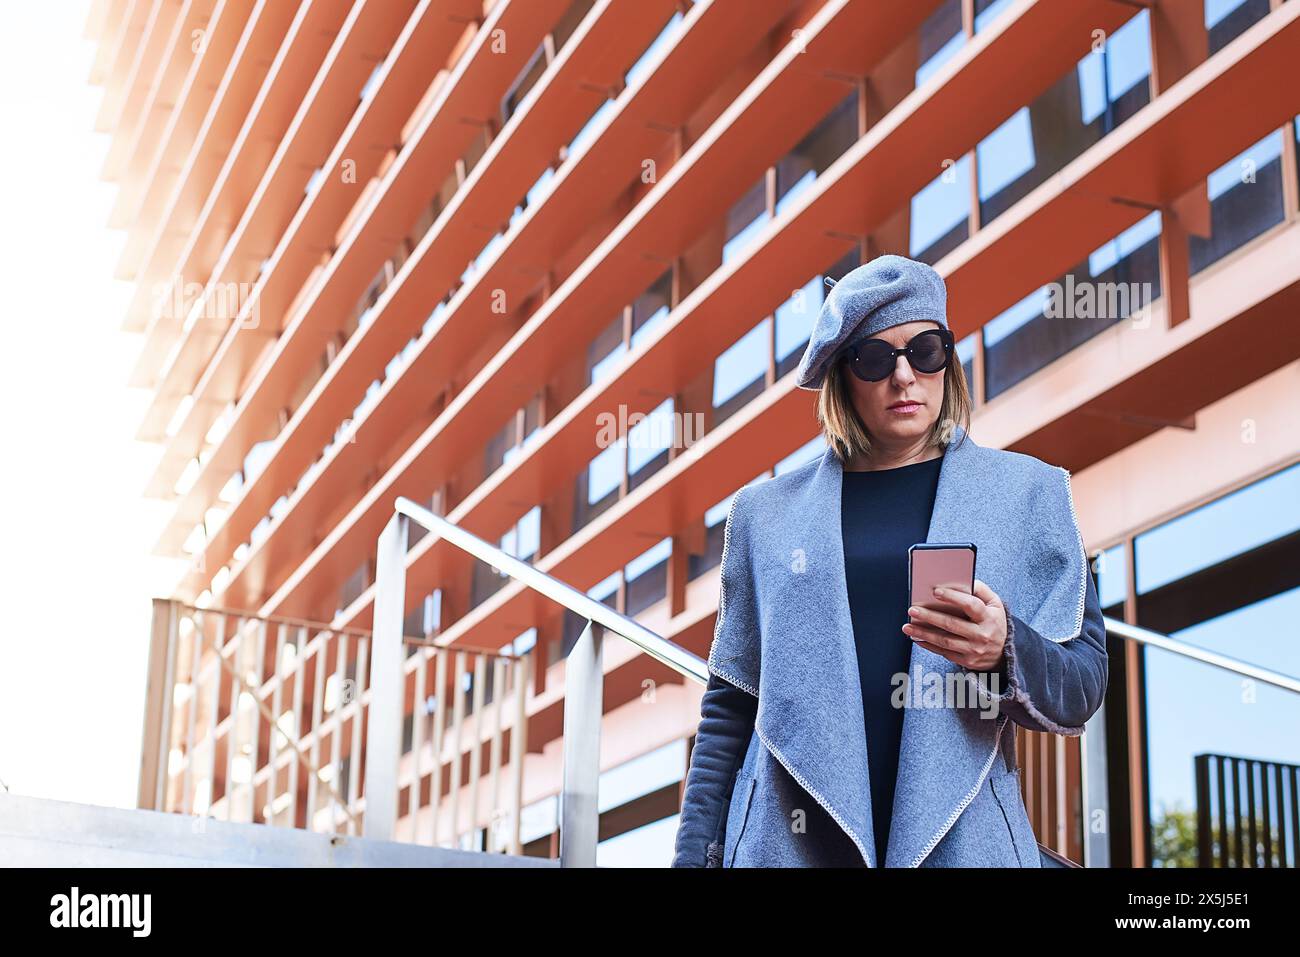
[795,254,949,390]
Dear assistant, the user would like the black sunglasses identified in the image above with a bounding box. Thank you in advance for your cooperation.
[839,328,954,382]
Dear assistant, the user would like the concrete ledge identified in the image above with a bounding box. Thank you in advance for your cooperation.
[0,794,557,868]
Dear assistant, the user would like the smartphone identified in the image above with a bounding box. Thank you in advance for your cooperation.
[908,543,977,617]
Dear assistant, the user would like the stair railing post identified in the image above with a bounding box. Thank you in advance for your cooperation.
[560,619,604,867]
[1080,697,1110,868]
[364,510,408,841]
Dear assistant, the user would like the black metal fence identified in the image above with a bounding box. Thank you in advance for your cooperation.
[1195,753,1300,867]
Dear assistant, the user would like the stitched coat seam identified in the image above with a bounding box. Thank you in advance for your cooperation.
[755,725,874,868]
[707,483,759,696]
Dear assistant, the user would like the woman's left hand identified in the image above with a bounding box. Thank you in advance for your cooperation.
[902,579,1008,672]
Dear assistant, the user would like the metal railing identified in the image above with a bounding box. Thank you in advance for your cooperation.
[1195,753,1300,867]
[1078,616,1300,868]
[142,599,529,853]
[365,496,708,866]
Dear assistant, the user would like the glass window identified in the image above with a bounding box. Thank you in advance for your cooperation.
[973,0,1015,33]
[597,814,681,867]
[1207,0,1269,56]
[599,740,686,814]
[630,270,672,350]
[500,506,540,562]
[1141,589,1300,866]
[723,177,768,263]
[775,89,858,216]
[572,440,622,532]
[775,248,858,380]
[243,439,275,484]
[625,11,683,89]
[594,740,688,866]
[628,399,674,491]
[1134,462,1300,867]
[1189,130,1286,274]
[1092,543,1127,617]
[588,314,625,384]
[909,154,971,263]
[976,10,1149,225]
[567,97,616,161]
[712,318,768,419]
[983,212,1162,400]
[586,442,623,506]
[775,435,825,475]
[501,44,548,123]
[977,108,1036,204]
[557,572,620,663]
[1135,463,1300,596]
[775,275,822,375]
[956,333,976,399]
[915,0,965,86]
[524,166,554,211]
[625,537,671,617]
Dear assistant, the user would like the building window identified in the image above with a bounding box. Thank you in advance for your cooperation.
[1189,130,1286,274]
[1092,543,1127,619]
[629,270,671,350]
[915,0,965,87]
[501,44,549,124]
[956,333,976,401]
[1133,462,1300,867]
[558,573,619,665]
[973,0,1015,33]
[976,9,1150,226]
[484,395,541,478]
[982,212,1162,400]
[1206,0,1270,56]
[627,399,674,493]
[774,89,859,216]
[625,538,671,618]
[722,176,768,263]
[910,154,971,264]
[712,318,768,425]
[625,10,683,89]
[775,248,860,383]
[470,505,541,611]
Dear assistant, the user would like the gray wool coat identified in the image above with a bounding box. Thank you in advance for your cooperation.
[673,423,1108,867]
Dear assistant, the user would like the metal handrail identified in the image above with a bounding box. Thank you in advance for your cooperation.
[390,498,1300,695]
[1102,616,1300,695]
[384,497,1300,698]
[1080,615,1300,869]
[393,497,710,684]
[364,496,713,866]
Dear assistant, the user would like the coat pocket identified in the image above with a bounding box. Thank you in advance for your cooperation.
[988,766,1041,868]
[725,775,759,868]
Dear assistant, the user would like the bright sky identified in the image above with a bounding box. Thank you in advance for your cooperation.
[0,2,186,807]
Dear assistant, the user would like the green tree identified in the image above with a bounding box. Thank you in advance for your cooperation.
[1151,802,1198,867]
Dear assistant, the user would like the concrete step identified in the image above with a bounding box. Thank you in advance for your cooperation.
[0,794,556,867]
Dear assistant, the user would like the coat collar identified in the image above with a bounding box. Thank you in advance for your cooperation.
[752,423,1016,867]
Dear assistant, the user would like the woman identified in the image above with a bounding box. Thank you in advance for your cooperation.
[671,254,1108,868]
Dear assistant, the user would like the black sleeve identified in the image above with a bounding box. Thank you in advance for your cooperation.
[990,571,1109,735]
[671,672,759,867]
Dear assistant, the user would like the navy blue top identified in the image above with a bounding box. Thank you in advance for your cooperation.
[841,452,944,866]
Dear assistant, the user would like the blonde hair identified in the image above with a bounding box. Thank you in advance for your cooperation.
[816,348,972,463]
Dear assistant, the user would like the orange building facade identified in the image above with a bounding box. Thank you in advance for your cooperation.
[92,0,1300,867]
